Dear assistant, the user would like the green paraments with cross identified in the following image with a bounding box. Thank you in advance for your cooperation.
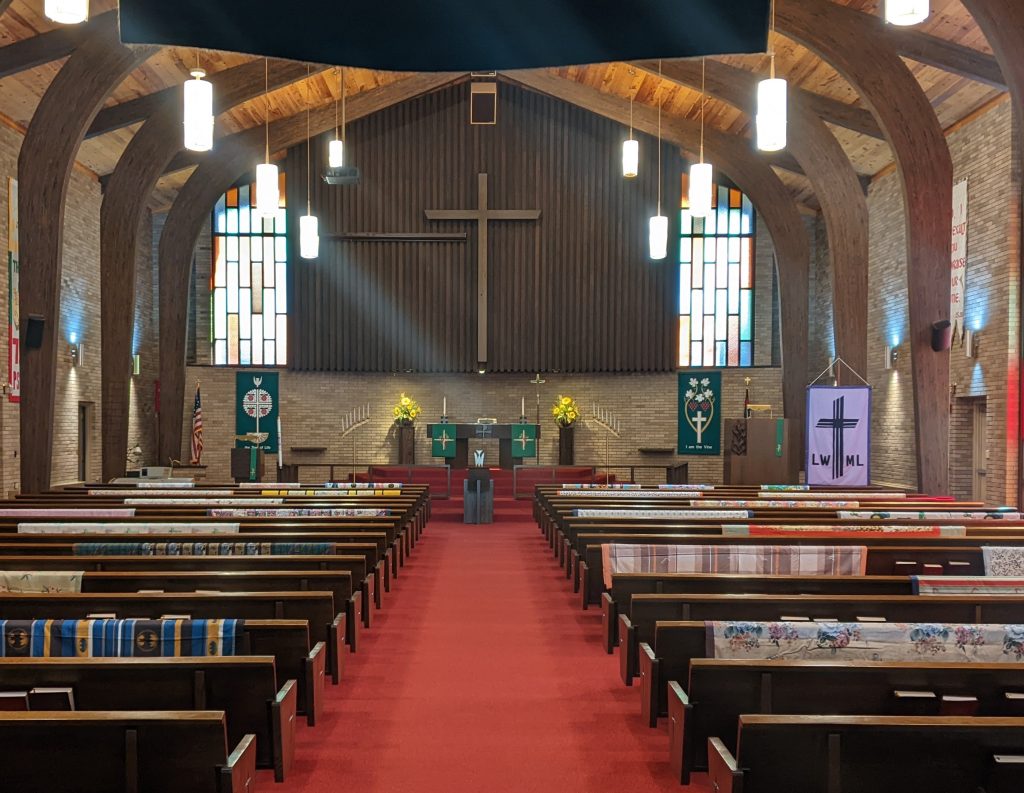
[431,423,457,458]
[510,423,537,458]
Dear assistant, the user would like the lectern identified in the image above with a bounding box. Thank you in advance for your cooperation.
[723,418,800,484]
[230,448,264,483]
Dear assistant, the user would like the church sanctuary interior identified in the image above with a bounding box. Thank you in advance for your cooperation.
[4,0,1024,790]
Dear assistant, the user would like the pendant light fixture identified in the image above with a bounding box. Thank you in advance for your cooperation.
[328,68,345,168]
[299,66,320,259]
[756,0,787,152]
[884,0,929,26]
[255,59,280,218]
[44,0,88,24]
[649,61,668,260]
[688,58,714,219]
[183,50,214,152]
[622,68,639,179]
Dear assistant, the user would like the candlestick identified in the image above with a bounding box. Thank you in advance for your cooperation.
[443,396,447,416]
[521,396,525,417]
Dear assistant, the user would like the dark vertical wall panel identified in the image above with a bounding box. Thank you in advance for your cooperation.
[285,81,681,373]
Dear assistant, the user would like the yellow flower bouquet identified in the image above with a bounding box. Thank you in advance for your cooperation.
[551,395,580,428]
[392,393,421,426]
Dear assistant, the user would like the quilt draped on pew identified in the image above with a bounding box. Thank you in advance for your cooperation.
[912,576,1024,595]
[123,498,284,506]
[0,571,83,593]
[560,483,642,490]
[574,509,751,520]
[601,544,866,589]
[708,621,1024,663]
[208,507,389,518]
[555,489,690,498]
[0,508,136,518]
[18,523,240,535]
[323,482,403,489]
[756,492,904,500]
[0,619,243,657]
[699,499,859,508]
[657,484,716,490]
[260,489,400,497]
[71,541,335,556]
[982,547,1024,577]
[723,524,967,538]
[760,485,810,491]
[839,510,1021,521]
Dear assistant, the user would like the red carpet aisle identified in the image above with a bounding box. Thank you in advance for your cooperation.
[265,472,711,792]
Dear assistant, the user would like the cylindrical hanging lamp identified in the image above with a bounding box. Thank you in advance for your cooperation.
[299,213,320,259]
[183,68,214,152]
[689,162,714,218]
[756,76,787,152]
[255,163,280,217]
[884,0,929,26]
[329,67,346,168]
[328,139,344,169]
[649,215,668,260]
[622,138,639,179]
[45,0,88,24]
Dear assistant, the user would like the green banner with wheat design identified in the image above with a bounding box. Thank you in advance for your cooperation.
[678,371,721,455]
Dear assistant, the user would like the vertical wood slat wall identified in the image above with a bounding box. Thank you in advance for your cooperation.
[286,81,682,373]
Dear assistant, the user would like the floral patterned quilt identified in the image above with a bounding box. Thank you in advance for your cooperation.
[575,509,751,520]
[982,547,1024,577]
[700,500,859,509]
[17,522,240,535]
[709,620,1024,663]
[839,510,1021,521]
[723,524,967,538]
[912,576,1024,595]
[0,571,83,593]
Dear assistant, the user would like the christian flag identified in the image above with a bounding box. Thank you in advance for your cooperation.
[806,385,871,487]
[190,384,203,465]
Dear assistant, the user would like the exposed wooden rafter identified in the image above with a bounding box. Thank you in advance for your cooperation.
[0,11,116,80]
[643,58,884,141]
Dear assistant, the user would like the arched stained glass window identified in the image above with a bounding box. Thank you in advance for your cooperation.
[211,174,288,366]
[678,176,755,368]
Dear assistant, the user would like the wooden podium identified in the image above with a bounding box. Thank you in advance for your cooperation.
[723,418,800,485]
[230,447,265,483]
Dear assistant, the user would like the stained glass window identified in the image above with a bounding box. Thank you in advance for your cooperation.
[678,176,755,368]
[211,173,288,366]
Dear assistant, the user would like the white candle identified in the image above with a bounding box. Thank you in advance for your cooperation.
[443,397,447,416]
[521,396,525,417]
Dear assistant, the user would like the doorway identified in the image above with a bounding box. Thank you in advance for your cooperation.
[78,402,91,482]
[971,399,988,503]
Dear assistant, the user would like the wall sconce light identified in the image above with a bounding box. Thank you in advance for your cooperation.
[964,329,978,359]
[132,354,141,376]
[70,335,82,367]
[884,344,898,370]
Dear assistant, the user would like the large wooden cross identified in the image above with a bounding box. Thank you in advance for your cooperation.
[425,173,540,365]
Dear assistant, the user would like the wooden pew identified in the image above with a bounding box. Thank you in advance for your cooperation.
[708,715,1024,793]
[671,660,1024,783]
[0,655,296,780]
[0,533,395,592]
[0,592,332,715]
[623,592,1024,687]
[0,560,372,632]
[0,711,256,793]
[600,572,912,654]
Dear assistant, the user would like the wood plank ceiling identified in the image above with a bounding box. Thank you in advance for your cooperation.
[0,0,1005,212]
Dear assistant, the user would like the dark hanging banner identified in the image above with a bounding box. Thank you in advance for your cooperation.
[118,0,770,72]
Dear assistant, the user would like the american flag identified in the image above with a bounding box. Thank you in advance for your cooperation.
[190,384,203,465]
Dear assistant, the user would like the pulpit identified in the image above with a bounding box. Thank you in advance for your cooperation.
[723,418,800,485]
[426,423,541,469]
[230,447,265,483]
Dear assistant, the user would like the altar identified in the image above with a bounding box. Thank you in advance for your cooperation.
[426,423,541,469]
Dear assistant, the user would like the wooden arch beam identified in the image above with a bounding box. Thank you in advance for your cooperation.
[100,60,316,481]
[777,0,953,495]
[0,11,117,80]
[507,69,810,464]
[18,14,154,492]
[650,58,868,376]
[157,72,461,461]
[960,1,1024,132]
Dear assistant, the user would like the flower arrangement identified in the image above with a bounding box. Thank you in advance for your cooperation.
[551,395,580,428]
[392,394,421,426]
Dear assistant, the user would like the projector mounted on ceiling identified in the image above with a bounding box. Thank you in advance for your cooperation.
[322,166,361,186]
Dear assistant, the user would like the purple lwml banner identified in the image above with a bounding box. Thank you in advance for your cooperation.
[806,386,871,487]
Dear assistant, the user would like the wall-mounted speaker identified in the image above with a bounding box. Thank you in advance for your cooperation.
[25,315,44,349]
[931,320,952,352]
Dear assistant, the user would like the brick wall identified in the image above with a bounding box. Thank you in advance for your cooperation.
[866,100,1021,502]
[181,365,783,484]
[0,122,157,489]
